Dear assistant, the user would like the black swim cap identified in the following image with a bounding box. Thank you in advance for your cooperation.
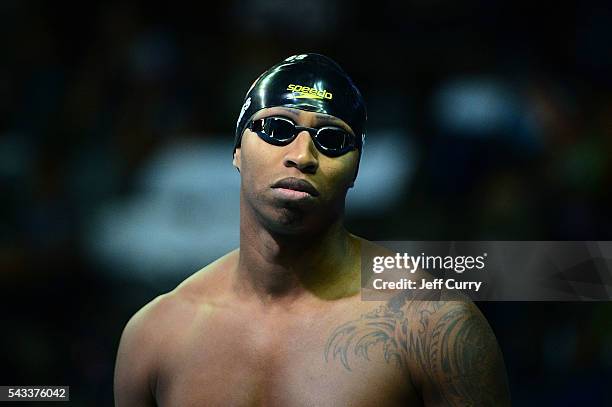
[234,53,366,155]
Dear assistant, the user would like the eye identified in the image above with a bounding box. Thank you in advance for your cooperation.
[262,117,296,141]
[251,119,264,132]
[317,128,347,149]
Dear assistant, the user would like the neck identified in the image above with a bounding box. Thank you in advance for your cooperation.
[234,199,360,304]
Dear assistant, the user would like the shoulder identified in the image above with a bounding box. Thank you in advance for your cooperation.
[398,296,511,406]
[122,249,239,345]
[114,250,239,404]
[113,292,181,405]
[325,291,510,406]
[118,290,189,354]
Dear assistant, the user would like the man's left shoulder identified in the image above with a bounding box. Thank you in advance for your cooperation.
[398,296,512,406]
[325,291,511,406]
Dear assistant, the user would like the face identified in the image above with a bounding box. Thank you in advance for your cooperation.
[233,106,359,234]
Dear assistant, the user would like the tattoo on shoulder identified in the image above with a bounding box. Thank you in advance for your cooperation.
[324,304,407,372]
[324,294,509,406]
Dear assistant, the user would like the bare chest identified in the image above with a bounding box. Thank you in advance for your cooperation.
[155,305,419,407]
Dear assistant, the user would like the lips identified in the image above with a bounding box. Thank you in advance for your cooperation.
[271,177,320,197]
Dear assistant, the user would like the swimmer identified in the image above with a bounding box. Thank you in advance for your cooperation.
[114,53,510,406]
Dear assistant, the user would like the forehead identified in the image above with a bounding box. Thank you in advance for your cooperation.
[252,107,354,135]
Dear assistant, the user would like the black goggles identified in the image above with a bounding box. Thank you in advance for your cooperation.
[248,116,357,157]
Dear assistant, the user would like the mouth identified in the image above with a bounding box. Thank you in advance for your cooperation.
[271,177,320,199]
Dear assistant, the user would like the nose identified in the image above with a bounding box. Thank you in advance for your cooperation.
[283,130,319,174]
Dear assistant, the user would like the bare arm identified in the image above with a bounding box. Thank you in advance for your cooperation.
[114,298,165,407]
[405,300,511,406]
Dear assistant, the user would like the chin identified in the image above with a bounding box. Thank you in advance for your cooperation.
[259,206,328,236]
[249,194,343,236]
[267,208,311,234]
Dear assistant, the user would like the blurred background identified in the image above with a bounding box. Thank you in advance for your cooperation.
[1,0,611,405]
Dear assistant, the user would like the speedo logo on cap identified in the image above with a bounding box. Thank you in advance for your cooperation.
[287,84,333,100]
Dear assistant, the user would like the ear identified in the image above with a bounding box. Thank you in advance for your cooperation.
[233,148,242,173]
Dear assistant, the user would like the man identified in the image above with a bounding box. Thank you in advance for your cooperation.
[114,53,511,406]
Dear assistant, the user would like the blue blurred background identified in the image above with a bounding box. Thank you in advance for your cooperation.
[1,0,611,405]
